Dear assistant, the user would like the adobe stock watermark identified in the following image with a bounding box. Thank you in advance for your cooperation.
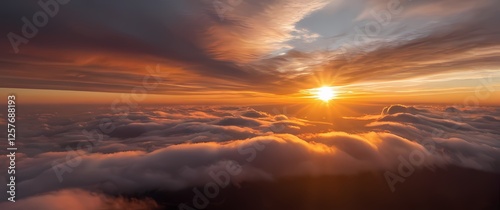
[178,141,271,210]
[51,65,164,182]
[7,0,71,54]
[385,73,497,192]
[178,106,290,210]
[213,0,243,21]
[335,0,414,62]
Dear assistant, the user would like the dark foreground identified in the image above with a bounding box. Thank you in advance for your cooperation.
[124,166,500,210]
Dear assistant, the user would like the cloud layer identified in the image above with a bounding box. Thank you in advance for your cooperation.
[1,104,498,208]
[0,0,499,99]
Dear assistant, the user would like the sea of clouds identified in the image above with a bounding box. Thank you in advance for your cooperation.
[0,104,499,209]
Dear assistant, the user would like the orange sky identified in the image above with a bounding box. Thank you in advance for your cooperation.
[1,0,499,105]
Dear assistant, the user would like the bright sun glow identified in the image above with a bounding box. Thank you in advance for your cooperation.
[315,86,336,102]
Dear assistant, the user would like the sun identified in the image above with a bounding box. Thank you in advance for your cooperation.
[315,86,336,102]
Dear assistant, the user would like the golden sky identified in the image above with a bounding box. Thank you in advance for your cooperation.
[0,0,499,105]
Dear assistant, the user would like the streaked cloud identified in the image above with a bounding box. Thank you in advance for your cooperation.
[0,0,498,103]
